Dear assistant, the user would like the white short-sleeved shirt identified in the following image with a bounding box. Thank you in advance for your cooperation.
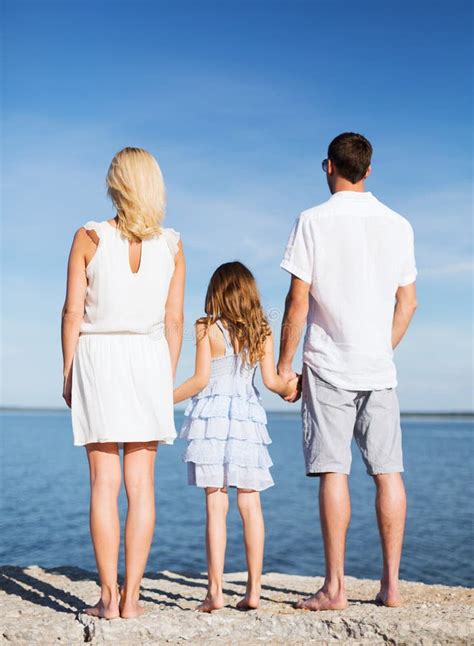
[280,191,417,390]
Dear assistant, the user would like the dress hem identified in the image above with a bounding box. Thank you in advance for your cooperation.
[74,437,176,447]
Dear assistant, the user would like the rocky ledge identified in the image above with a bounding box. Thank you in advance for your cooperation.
[0,566,472,645]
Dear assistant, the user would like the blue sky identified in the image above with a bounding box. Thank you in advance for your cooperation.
[2,0,472,411]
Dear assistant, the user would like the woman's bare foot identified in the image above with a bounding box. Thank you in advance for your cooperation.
[295,587,348,611]
[376,583,402,607]
[119,599,145,619]
[196,592,225,613]
[119,587,145,619]
[84,599,120,620]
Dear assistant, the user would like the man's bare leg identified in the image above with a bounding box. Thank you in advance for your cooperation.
[296,473,349,611]
[374,472,406,607]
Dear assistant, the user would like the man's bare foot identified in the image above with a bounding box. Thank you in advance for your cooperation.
[376,584,402,607]
[196,592,225,613]
[295,587,348,611]
[84,599,120,620]
[236,594,260,610]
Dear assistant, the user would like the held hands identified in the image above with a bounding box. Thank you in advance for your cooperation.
[278,367,302,403]
[285,375,301,402]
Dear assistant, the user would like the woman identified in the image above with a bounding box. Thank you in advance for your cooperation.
[61,147,185,619]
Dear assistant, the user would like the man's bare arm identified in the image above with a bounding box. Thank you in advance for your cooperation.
[392,282,417,349]
[277,275,310,381]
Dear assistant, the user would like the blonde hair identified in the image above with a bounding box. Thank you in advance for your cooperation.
[197,262,271,366]
[106,147,166,241]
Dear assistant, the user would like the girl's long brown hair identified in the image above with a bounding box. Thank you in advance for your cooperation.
[197,262,271,365]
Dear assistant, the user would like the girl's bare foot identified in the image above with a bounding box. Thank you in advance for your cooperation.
[236,583,261,610]
[236,594,260,610]
[85,599,120,620]
[376,583,402,607]
[196,592,225,613]
[295,587,348,611]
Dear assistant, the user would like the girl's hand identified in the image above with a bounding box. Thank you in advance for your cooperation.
[63,373,72,408]
[284,374,302,402]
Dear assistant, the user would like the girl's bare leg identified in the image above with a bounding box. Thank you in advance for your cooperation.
[85,442,121,619]
[197,487,228,612]
[120,441,158,619]
[236,489,264,609]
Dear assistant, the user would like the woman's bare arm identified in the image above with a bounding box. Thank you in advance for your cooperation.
[61,229,92,406]
[260,332,299,398]
[165,240,185,381]
[173,322,211,403]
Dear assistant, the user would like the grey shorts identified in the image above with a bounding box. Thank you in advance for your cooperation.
[301,364,403,477]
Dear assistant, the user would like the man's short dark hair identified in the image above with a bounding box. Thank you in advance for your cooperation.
[328,132,373,184]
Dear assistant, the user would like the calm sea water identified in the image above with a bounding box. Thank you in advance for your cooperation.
[1,411,472,587]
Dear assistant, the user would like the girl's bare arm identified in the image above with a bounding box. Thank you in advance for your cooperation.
[259,331,299,397]
[173,322,212,403]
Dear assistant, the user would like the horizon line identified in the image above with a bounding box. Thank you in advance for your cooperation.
[1,406,473,418]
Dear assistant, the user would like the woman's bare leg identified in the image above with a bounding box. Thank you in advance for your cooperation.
[85,442,121,619]
[236,489,264,609]
[120,441,158,619]
[197,487,228,613]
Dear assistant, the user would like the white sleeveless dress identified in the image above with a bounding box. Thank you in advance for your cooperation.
[71,219,180,446]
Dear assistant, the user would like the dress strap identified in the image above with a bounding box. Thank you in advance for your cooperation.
[215,320,234,356]
[83,220,105,237]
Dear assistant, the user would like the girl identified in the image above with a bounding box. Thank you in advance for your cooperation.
[62,147,185,619]
[174,261,298,612]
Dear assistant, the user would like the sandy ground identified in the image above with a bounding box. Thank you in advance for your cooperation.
[1,566,472,645]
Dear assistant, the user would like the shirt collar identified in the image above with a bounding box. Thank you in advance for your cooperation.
[330,191,374,200]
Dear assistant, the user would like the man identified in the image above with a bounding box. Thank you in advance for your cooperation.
[278,132,417,611]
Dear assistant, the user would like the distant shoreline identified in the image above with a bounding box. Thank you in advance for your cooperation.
[1,406,473,419]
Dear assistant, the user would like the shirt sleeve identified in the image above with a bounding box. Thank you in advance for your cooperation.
[280,213,314,284]
[399,222,417,286]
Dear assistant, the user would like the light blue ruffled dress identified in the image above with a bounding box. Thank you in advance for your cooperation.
[180,319,274,491]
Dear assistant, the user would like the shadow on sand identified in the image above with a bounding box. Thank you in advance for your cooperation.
[2,566,361,613]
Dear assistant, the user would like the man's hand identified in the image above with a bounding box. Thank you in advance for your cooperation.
[285,373,302,403]
[278,366,301,402]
